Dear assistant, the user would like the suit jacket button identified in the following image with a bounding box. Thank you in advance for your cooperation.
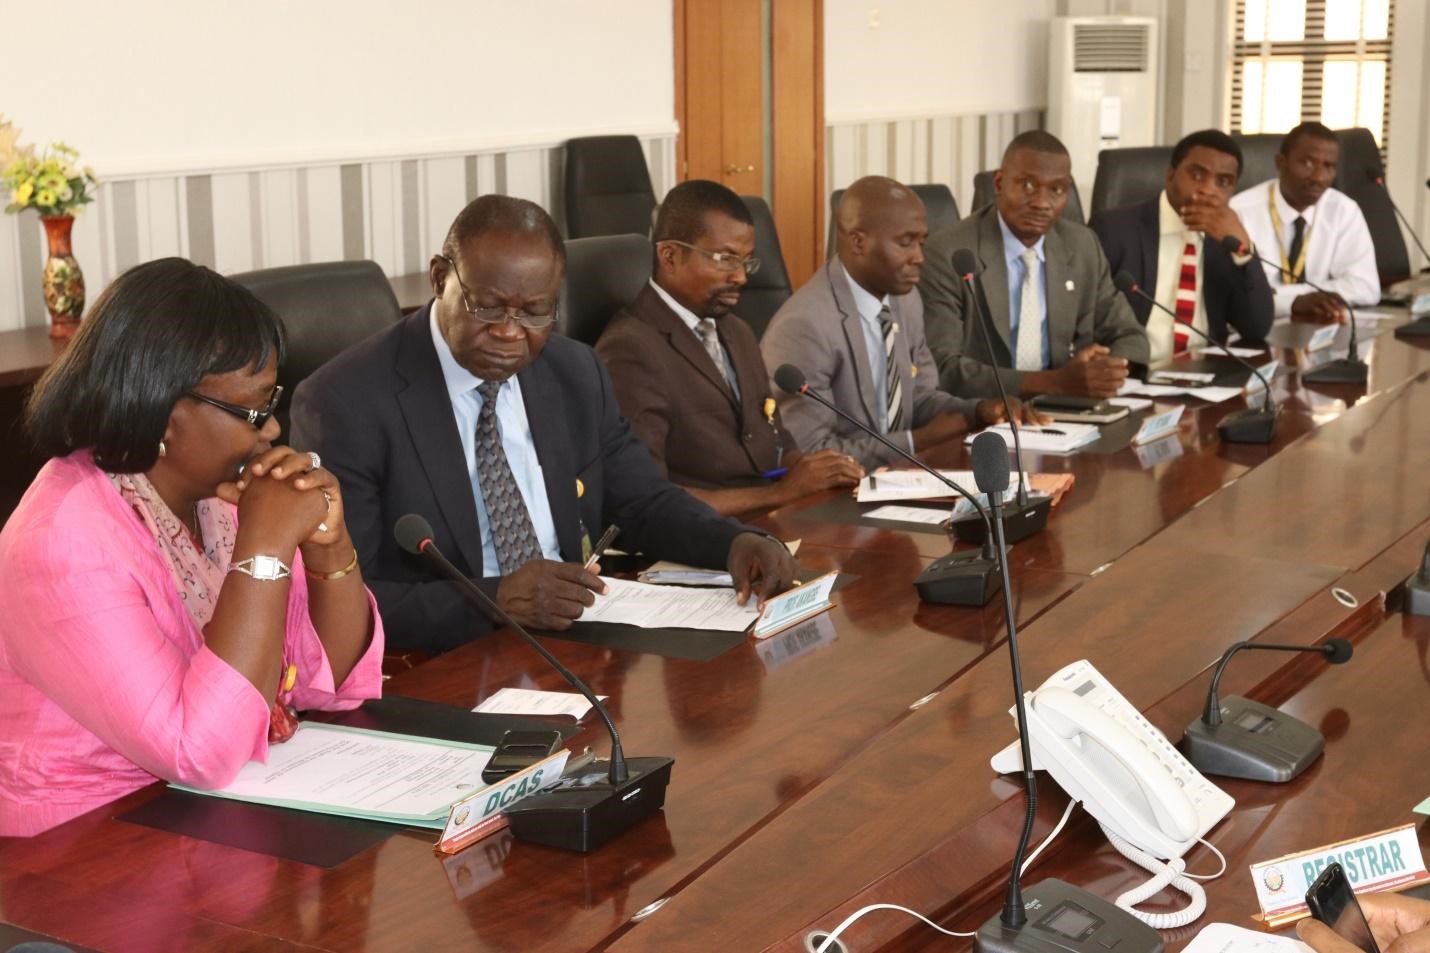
[744,432,753,441]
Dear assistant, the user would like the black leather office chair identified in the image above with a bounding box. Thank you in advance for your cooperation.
[1232,133,1283,191]
[970,170,1086,226]
[738,196,791,340]
[1334,127,1410,286]
[1089,146,1174,216]
[562,136,657,240]
[559,234,652,345]
[229,260,404,434]
[826,183,962,257]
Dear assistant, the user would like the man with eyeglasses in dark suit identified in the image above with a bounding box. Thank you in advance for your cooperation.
[291,195,796,653]
[596,180,864,517]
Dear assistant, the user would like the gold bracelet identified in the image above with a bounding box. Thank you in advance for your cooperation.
[304,547,358,581]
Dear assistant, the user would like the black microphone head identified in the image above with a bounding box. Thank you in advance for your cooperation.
[951,248,979,280]
[1113,270,1138,295]
[774,364,807,394]
[970,431,1010,494]
[1323,638,1354,665]
[395,513,435,555]
[1220,234,1246,256]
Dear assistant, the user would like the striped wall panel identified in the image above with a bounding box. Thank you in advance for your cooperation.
[1,133,679,332]
[825,108,1046,216]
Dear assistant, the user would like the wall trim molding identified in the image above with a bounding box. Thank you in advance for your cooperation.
[826,105,1047,126]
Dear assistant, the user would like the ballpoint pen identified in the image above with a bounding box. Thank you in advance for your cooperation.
[582,524,620,571]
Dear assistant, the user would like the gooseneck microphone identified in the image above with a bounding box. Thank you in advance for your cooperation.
[774,363,1003,606]
[971,431,1159,953]
[394,513,673,851]
[1180,637,1354,782]
[1112,269,1278,445]
[950,248,1051,545]
[1368,168,1430,271]
[1220,234,1367,385]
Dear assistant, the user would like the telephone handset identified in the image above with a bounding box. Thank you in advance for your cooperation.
[991,659,1233,862]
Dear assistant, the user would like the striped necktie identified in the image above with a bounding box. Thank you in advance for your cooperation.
[1173,240,1198,355]
[878,305,903,432]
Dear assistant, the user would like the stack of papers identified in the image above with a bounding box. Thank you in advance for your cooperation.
[968,423,1099,454]
[1122,361,1279,404]
[474,687,606,720]
[856,469,1025,503]
[582,576,759,631]
[637,540,800,587]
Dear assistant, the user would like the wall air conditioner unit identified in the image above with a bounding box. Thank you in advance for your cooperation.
[1047,16,1160,206]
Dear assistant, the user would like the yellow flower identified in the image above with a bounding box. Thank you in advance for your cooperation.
[58,184,73,203]
[35,188,56,207]
[12,181,32,206]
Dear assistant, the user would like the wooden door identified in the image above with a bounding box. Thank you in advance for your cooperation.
[675,0,824,286]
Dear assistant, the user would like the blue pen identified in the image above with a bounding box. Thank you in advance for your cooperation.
[762,467,789,480]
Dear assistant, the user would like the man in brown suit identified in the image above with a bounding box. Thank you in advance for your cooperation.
[597,180,863,517]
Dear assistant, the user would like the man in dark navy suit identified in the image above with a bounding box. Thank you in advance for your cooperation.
[291,196,795,653]
[1090,129,1274,363]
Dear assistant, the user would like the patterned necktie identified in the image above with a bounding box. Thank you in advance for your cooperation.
[698,318,738,397]
[1173,240,1198,355]
[878,305,903,432]
[1288,215,1307,282]
[1015,246,1043,371]
[475,379,543,575]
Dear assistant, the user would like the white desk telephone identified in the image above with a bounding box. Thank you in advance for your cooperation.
[991,659,1234,927]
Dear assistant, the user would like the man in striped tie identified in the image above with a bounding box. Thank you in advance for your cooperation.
[762,176,1041,470]
[1091,130,1274,364]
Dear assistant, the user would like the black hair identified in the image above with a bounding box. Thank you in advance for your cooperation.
[1170,129,1243,176]
[1002,129,1070,163]
[26,257,286,473]
[1280,121,1339,156]
[652,179,753,245]
[441,194,566,265]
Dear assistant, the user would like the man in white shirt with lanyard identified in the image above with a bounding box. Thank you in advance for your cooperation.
[1230,121,1380,325]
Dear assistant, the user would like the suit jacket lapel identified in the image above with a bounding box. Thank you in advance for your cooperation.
[636,285,739,411]
[975,208,1014,353]
[827,262,881,427]
[1043,227,1074,363]
[517,357,582,562]
[395,307,486,576]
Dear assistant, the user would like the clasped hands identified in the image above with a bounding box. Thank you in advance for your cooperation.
[217,446,352,570]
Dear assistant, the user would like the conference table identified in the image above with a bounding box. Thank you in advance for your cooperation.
[1,316,1427,953]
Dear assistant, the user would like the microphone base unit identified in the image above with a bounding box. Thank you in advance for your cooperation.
[1302,358,1369,386]
[1217,408,1277,445]
[1405,572,1430,617]
[951,495,1052,546]
[503,755,674,853]
[1179,697,1324,783]
[973,878,1163,953]
[1394,317,1430,340]
[915,549,1003,607]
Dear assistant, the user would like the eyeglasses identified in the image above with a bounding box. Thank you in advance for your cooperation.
[187,384,283,429]
[438,255,558,330]
[663,240,761,276]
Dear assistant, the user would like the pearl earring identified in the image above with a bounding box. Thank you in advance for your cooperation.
[158,440,167,457]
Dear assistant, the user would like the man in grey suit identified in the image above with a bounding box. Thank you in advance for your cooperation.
[762,176,1037,470]
[922,131,1148,399]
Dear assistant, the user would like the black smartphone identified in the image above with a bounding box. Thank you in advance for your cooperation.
[1306,863,1380,953]
[481,729,564,786]
[1031,394,1111,412]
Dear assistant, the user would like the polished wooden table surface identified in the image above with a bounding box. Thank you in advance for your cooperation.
[1,318,1427,953]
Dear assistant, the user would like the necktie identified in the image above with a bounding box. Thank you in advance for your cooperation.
[475,379,544,575]
[1015,247,1043,371]
[878,305,903,432]
[1173,240,1198,355]
[1288,215,1306,283]
[698,318,738,397]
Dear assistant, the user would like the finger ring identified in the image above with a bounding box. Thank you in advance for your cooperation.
[307,451,321,472]
[321,489,333,508]
[318,522,330,533]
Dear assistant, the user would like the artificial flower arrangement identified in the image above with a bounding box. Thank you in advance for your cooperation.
[1,116,99,217]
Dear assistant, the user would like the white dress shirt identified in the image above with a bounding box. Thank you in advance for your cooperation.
[429,309,561,576]
[1229,178,1380,319]
[1148,191,1210,363]
[649,279,741,400]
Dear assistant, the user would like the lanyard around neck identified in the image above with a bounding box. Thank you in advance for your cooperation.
[1267,182,1314,283]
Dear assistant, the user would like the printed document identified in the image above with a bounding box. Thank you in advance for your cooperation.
[582,576,759,631]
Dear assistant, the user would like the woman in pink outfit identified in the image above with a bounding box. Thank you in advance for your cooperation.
[0,258,384,836]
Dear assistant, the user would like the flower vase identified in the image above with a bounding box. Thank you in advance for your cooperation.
[40,214,84,339]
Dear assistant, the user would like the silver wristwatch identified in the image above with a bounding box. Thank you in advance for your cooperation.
[228,554,293,581]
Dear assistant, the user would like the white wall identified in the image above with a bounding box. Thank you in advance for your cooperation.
[0,0,676,177]
[824,0,1057,122]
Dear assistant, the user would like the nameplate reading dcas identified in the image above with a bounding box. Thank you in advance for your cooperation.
[1249,822,1430,926]
[436,749,569,854]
